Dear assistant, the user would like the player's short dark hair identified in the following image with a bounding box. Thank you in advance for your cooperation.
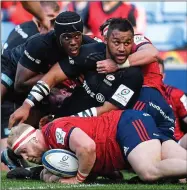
[40,1,60,12]
[107,18,134,37]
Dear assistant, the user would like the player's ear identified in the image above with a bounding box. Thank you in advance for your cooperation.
[103,36,108,45]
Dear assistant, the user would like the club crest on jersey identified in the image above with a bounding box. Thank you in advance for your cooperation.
[69,56,74,65]
[134,35,148,45]
[96,93,105,103]
[55,128,66,145]
[106,75,115,81]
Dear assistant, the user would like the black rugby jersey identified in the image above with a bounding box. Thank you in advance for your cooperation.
[3,31,97,74]
[56,43,143,116]
[3,21,38,51]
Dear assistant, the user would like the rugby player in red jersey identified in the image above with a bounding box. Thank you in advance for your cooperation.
[158,59,187,149]
[7,109,187,184]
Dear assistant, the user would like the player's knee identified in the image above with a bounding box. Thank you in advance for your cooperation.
[138,166,160,182]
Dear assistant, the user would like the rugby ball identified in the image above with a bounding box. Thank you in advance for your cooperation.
[42,149,78,177]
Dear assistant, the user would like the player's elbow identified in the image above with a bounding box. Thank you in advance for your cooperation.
[77,140,96,157]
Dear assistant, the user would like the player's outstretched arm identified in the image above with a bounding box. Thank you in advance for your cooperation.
[21,1,51,33]
[59,128,96,184]
[8,63,68,129]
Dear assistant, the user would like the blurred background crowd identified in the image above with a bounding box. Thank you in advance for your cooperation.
[1,1,187,92]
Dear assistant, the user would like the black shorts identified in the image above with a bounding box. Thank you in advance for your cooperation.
[1,55,16,89]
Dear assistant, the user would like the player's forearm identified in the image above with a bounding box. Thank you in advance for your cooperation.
[128,48,158,66]
[76,146,96,176]
[15,74,44,93]
[21,1,46,22]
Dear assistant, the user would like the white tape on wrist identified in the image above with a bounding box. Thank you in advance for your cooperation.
[117,59,130,69]
[25,99,35,107]
[26,80,51,107]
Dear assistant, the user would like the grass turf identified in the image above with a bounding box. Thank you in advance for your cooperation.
[1,171,186,190]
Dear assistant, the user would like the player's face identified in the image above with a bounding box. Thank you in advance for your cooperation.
[16,138,46,164]
[59,31,82,57]
[106,29,134,64]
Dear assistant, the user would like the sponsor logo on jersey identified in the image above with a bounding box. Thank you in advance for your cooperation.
[153,133,160,137]
[121,89,130,95]
[15,25,28,39]
[134,35,149,45]
[82,80,95,98]
[96,93,105,103]
[35,59,41,64]
[82,80,105,103]
[103,79,112,86]
[24,50,41,64]
[143,113,150,116]
[106,75,115,81]
[112,84,134,106]
[55,128,66,145]
[69,56,74,65]
[123,146,129,156]
[169,127,175,133]
[149,102,175,123]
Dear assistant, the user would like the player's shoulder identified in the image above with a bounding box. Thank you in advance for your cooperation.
[79,42,105,57]
[81,41,105,51]
[133,34,152,45]
[18,21,36,29]
[82,34,102,44]
[165,84,185,98]
[25,31,56,49]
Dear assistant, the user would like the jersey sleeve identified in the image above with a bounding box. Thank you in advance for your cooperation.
[42,121,76,149]
[18,35,47,73]
[172,89,187,118]
[59,43,105,78]
[102,67,143,109]
[132,34,152,53]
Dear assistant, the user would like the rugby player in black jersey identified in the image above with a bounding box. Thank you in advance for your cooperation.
[1,11,97,103]
[3,2,60,52]
[1,11,97,169]
[1,2,60,156]
[9,18,144,127]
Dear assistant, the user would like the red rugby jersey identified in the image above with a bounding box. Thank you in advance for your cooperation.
[42,110,127,175]
[165,84,187,140]
[132,35,166,97]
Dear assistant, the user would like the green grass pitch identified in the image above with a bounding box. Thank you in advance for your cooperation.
[1,171,186,190]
